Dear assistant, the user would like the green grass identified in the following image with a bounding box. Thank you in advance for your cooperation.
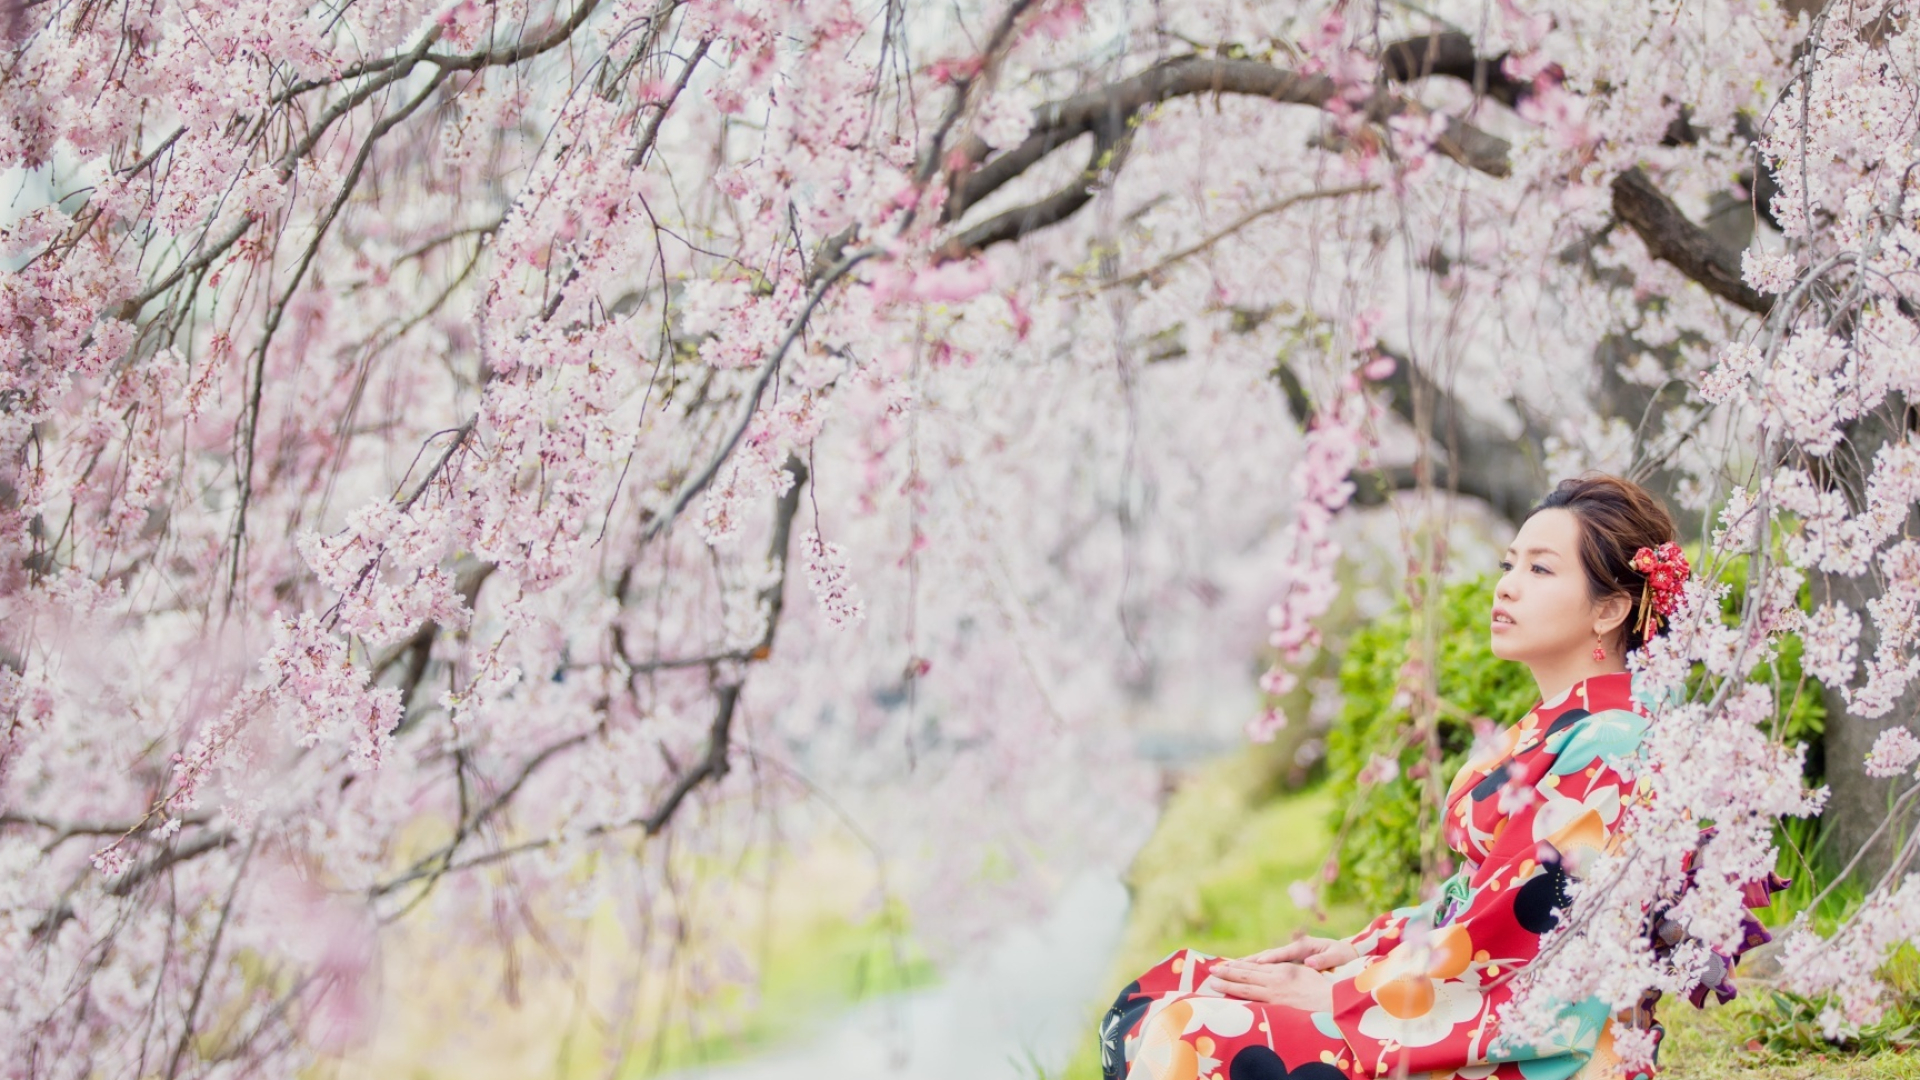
[1658,1000,1920,1079]
[1057,753,1365,1080]
[1051,752,1917,1080]
[594,901,936,1076]
[1107,759,1368,981]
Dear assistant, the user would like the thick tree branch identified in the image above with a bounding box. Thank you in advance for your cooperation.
[380,560,497,724]
[31,829,237,942]
[945,39,1767,327]
[107,832,237,898]
[1378,31,1531,107]
[1610,167,1770,315]
[0,813,215,855]
[948,58,1336,222]
[943,126,1131,256]
[1374,354,1547,522]
[638,452,807,832]
[946,49,1513,227]
[1268,332,1545,518]
[640,682,742,834]
[909,0,1045,196]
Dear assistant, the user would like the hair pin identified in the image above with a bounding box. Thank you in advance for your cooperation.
[1630,541,1690,639]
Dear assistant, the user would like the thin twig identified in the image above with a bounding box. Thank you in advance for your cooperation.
[627,37,711,168]
[641,249,877,543]
[165,839,254,1080]
[1104,184,1378,289]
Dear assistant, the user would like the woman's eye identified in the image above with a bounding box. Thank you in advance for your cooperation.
[1498,561,1513,572]
[1532,564,1549,574]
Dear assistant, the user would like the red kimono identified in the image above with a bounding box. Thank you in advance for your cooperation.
[1099,672,1773,1080]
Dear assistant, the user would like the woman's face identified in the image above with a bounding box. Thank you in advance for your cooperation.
[1490,509,1616,663]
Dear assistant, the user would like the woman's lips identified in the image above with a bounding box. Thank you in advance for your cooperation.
[1491,607,1516,630]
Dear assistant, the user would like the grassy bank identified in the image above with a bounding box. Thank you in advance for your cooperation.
[1057,752,1365,1079]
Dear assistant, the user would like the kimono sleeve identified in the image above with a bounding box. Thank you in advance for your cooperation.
[1328,708,1649,1078]
[1340,866,1471,960]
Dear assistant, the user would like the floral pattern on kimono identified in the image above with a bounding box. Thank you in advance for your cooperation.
[1326,672,1653,1080]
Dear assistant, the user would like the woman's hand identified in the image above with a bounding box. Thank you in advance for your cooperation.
[1203,958,1334,1011]
[1241,935,1360,972]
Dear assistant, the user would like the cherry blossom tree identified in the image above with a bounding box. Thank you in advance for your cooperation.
[4,0,1920,1073]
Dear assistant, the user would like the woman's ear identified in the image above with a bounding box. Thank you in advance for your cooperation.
[1593,591,1633,639]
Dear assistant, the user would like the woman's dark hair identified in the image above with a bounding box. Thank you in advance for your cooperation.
[1527,474,1680,650]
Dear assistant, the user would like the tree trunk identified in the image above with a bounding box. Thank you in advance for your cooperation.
[1813,405,1920,881]
[1815,565,1917,879]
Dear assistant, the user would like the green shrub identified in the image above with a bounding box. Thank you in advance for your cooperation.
[1323,575,1534,911]
[1322,555,1828,915]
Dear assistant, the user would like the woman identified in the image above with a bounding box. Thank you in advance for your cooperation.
[1099,475,1774,1080]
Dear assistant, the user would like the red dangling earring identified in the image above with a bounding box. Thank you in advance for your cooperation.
[1592,635,1606,662]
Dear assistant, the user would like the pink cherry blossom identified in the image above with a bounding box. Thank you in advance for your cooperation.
[1741,248,1797,295]
[1864,727,1920,779]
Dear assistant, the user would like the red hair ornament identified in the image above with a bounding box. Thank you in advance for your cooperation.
[1630,541,1691,639]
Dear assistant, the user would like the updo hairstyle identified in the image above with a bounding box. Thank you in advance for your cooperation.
[1527,474,1681,652]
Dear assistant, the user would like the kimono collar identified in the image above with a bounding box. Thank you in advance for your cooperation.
[1537,670,1633,713]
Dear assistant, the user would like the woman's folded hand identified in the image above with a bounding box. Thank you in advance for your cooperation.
[1202,957,1335,1011]
[1239,935,1359,971]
